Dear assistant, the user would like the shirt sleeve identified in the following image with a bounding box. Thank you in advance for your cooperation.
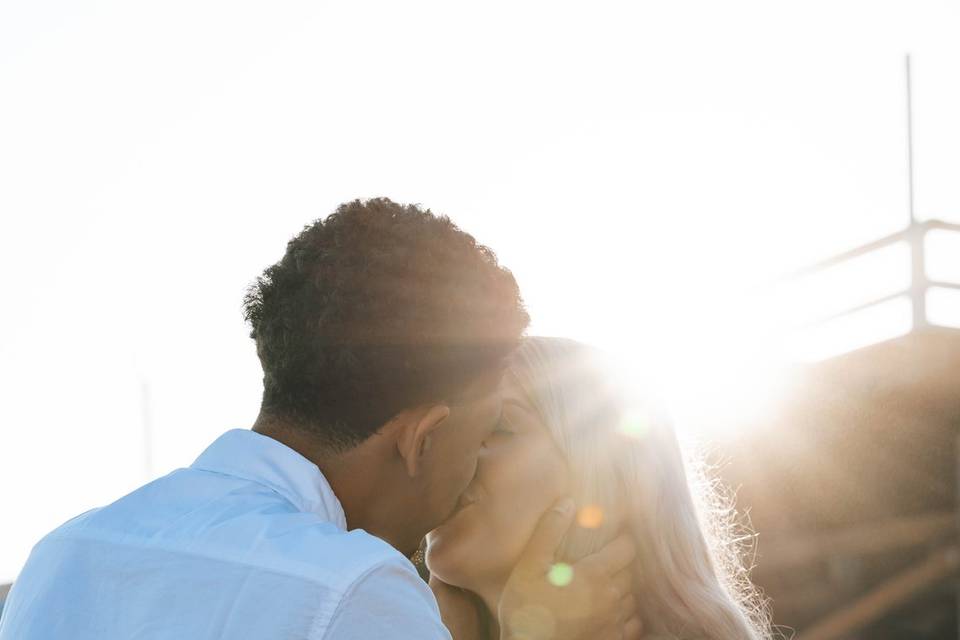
[321,559,453,640]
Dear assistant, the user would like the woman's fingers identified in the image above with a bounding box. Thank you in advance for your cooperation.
[515,497,576,574]
[578,533,636,577]
[597,613,643,640]
[622,614,644,639]
[610,568,633,600]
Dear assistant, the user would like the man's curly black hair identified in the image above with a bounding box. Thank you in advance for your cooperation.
[242,197,530,451]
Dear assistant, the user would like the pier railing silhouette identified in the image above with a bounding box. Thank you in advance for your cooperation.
[780,217,960,337]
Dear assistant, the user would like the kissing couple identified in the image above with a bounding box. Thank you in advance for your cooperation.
[0,198,770,639]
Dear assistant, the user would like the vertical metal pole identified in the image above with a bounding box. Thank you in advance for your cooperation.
[905,54,927,332]
[910,224,928,332]
[906,54,916,226]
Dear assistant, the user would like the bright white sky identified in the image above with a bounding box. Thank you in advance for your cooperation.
[1,0,959,583]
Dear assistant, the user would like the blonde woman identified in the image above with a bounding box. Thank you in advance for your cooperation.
[426,337,773,640]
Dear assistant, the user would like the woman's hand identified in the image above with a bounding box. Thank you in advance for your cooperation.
[430,575,485,640]
[498,498,644,640]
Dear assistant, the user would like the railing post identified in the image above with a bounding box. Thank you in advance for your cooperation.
[909,222,928,332]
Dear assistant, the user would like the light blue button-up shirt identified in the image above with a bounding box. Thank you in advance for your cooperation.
[0,429,451,639]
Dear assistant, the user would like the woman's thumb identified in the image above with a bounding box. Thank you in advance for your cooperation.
[517,497,575,573]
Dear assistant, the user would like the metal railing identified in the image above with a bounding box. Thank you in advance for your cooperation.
[778,217,960,335]
[779,55,960,345]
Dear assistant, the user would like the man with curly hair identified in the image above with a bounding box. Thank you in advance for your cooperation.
[0,198,639,640]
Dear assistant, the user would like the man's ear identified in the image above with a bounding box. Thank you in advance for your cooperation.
[396,404,451,478]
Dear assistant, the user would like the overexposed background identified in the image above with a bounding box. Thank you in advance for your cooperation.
[1,0,959,583]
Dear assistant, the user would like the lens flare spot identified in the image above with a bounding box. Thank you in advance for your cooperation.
[547,562,574,587]
[577,504,604,529]
[619,411,651,439]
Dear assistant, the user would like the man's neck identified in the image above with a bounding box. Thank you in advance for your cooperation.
[251,417,412,553]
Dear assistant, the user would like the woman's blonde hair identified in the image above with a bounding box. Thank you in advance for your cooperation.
[507,337,774,640]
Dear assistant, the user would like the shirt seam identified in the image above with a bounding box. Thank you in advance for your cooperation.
[40,527,392,589]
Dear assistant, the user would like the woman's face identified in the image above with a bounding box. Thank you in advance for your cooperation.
[426,371,569,590]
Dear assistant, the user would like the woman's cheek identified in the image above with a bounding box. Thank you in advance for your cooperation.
[428,435,569,587]
[487,442,564,569]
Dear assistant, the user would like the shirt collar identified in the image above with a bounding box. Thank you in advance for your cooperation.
[191,429,348,530]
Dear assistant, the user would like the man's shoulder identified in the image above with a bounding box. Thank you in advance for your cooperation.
[39,468,414,592]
